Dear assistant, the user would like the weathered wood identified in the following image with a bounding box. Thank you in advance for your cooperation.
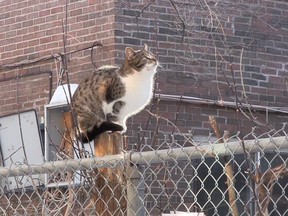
[60,112,74,158]
[60,113,126,215]
[255,162,288,216]
[90,132,127,216]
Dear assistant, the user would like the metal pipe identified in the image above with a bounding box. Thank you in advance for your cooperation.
[130,136,288,165]
[0,136,287,177]
[157,93,288,114]
[0,154,124,177]
[126,164,145,216]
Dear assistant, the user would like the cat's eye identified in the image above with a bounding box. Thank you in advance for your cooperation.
[135,58,147,68]
[147,57,156,61]
[144,53,156,61]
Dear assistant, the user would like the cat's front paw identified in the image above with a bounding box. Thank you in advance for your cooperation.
[110,120,126,134]
[100,121,123,133]
[120,125,127,134]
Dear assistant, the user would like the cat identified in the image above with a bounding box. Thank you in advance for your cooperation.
[72,44,158,143]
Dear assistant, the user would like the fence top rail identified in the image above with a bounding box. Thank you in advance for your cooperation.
[0,154,124,177]
[130,135,288,164]
[0,136,287,177]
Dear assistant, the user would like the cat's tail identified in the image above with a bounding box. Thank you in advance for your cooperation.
[80,122,123,143]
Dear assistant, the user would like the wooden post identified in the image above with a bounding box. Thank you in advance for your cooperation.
[90,132,127,216]
[60,112,126,215]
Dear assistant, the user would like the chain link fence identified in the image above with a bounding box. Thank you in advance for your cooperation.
[0,125,288,216]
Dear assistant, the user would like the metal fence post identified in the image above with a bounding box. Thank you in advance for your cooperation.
[126,153,145,216]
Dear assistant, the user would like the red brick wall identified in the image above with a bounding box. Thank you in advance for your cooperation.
[0,72,51,115]
[0,0,116,116]
[0,0,288,136]
[115,1,288,105]
[114,0,288,137]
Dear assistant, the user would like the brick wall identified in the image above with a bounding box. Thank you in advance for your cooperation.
[0,0,288,137]
[0,0,116,116]
[115,0,288,139]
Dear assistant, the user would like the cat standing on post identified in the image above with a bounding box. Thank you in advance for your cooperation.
[72,44,158,143]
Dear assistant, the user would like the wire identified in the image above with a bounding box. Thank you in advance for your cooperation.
[0,42,103,72]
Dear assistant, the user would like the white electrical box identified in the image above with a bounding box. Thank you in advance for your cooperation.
[44,101,73,187]
[44,84,93,187]
[44,102,71,162]
[0,109,44,190]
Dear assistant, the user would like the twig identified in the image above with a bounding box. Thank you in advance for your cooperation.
[0,42,102,72]
[151,94,160,146]
[171,95,183,135]
[64,172,74,216]
[137,4,159,151]
[15,69,28,163]
[153,9,159,58]
[90,41,101,69]
[137,0,155,17]
[146,110,216,157]
[209,116,239,216]
[220,66,272,129]
[255,161,288,216]
[239,47,247,99]
[228,61,263,215]
[168,0,185,43]
[62,3,78,214]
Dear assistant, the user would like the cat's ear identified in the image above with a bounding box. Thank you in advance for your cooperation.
[125,47,135,61]
[143,43,148,51]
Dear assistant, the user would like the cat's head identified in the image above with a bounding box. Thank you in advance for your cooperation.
[125,44,158,72]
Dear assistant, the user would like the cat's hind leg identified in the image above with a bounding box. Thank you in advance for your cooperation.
[77,111,123,143]
[107,100,128,133]
[80,120,123,143]
[112,101,125,114]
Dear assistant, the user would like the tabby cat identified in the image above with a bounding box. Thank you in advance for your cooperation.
[72,44,158,143]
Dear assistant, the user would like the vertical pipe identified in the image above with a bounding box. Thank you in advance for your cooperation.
[126,161,145,216]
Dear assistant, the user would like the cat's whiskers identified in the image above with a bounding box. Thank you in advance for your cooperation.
[156,63,164,69]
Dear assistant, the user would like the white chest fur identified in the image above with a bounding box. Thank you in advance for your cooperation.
[115,68,157,131]
[121,70,155,113]
[102,66,157,132]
